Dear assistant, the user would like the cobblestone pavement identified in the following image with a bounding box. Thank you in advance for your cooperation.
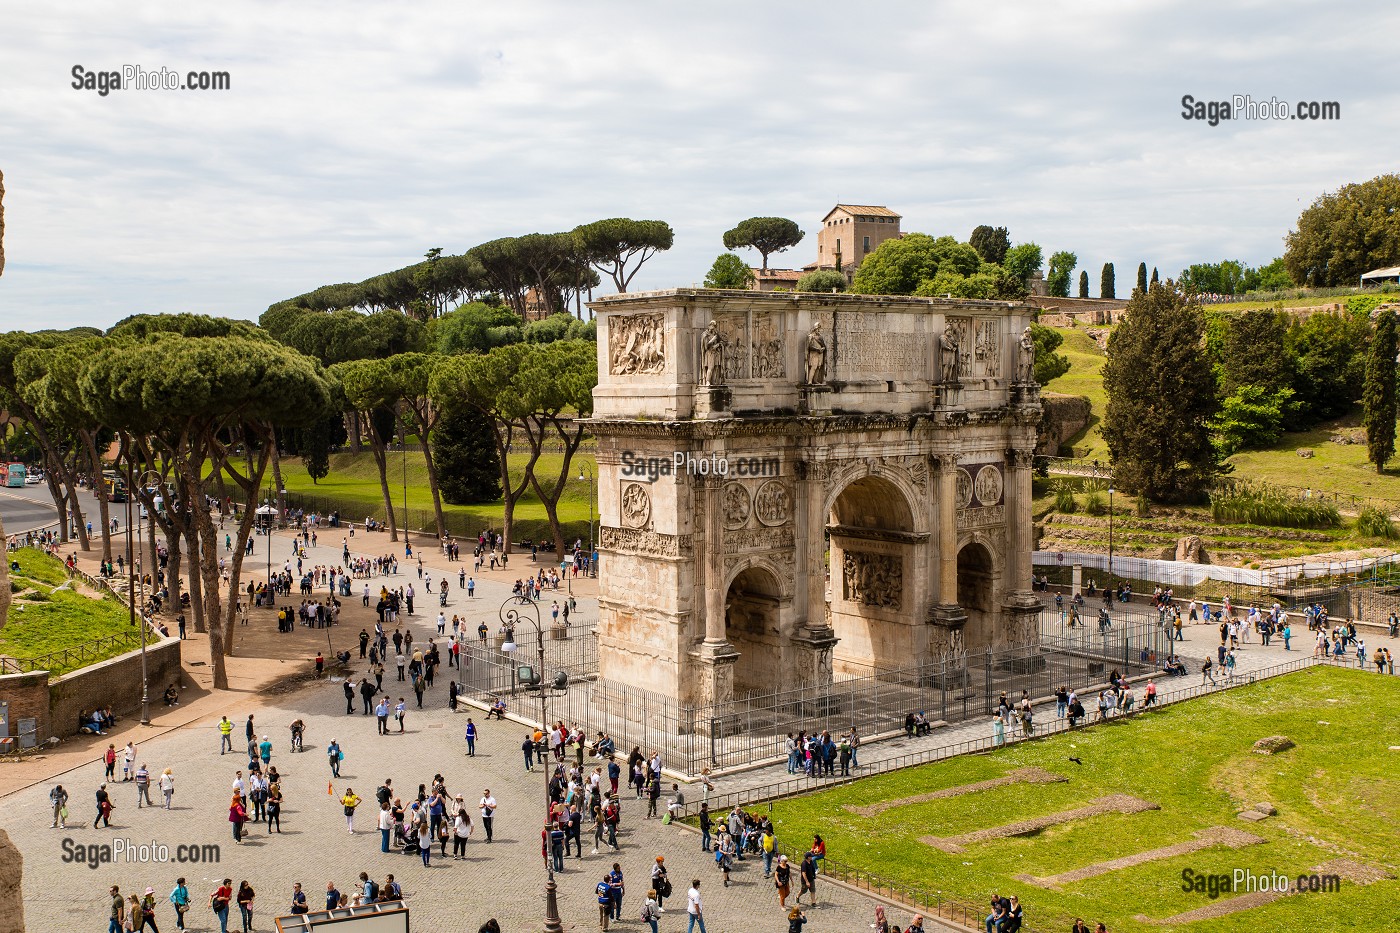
[8,524,1397,932]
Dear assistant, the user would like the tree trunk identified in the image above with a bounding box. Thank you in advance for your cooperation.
[67,481,90,551]
[367,426,399,542]
[189,487,229,689]
[220,496,259,655]
[82,430,113,563]
[183,521,205,634]
[163,523,182,613]
[495,422,539,556]
[526,418,586,558]
[414,410,447,540]
[347,411,362,453]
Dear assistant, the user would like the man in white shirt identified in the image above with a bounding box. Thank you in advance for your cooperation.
[479,789,497,843]
[686,880,706,933]
[232,771,245,798]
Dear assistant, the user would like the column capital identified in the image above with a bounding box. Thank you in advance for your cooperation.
[1004,447,1036,470]
[931,453,960,473]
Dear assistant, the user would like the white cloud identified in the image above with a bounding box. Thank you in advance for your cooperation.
[0,0,1394,327]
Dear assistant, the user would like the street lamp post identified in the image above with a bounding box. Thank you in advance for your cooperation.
[500,597,565,933]
[577,464,596,576]
[126,465,162,727]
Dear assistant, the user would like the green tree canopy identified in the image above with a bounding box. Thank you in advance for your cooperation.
[795,269,846,293]
[1216,310,1293,397]
[572,218,674,292]
[851,234,980,295]
[1286,174,1400,286]
[1046,251,1078,298]
[703,253,756,290]
[1286,311,1367,423]
[1002,243,1043,288]
[433,302,524,355]
[722,217,804,270]
[1029,323,1071,384]
[1102,281,1221,502]
[1100,262,1115,299]
[1363,309,1398,470]
[969,225,1010,265]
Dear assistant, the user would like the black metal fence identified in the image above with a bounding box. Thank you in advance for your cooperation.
[454,630,1161,777]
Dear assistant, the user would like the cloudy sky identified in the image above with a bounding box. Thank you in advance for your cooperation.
[0,0,1392,328]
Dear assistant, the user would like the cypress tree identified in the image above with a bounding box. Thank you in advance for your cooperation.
[432,406,503,503]
[1102,281,1220,501]
[1363,309,1398,471]
[1151,267,1160,285]
[1136,262,1148,294]
[1078,270,1089,298]
[1100,262,1115,299]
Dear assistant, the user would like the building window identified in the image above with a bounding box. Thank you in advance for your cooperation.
[863,236,871,253]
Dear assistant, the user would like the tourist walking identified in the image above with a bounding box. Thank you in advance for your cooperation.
[236,881,255,933]
[49,784,68,828]
[209,879,233,933]
[168,879,189,931]
[686,880,707,933]
[159,769,175,809]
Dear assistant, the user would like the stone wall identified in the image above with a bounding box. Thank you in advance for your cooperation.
[3,636,183,741]
[0,671,47,747]
[1037,392,1092,456]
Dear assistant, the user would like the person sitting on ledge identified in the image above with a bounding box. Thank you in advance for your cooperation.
[163,685,179,707]
[487,697,507,720]
[78,711,102,734]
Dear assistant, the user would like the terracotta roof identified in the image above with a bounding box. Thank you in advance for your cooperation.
[823,204,901,221]
[753,268,804,281]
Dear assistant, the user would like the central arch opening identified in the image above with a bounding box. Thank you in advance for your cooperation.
[826,475,918,674]
[725,566,783,696]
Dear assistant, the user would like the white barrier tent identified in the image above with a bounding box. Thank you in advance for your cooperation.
[1032,549,1400,589]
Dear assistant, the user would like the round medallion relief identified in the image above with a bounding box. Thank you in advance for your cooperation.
[753,480,791,527]
[955,468,974,509]
[620,482,652,528]
[974,464,1004,506]
[721,482,752,530]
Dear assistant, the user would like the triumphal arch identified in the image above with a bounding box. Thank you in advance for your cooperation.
[590,289,1043,711]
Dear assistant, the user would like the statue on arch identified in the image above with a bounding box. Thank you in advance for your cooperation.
[939,322,961,384]
[700,320,727,386]
[1016,325,1036,384]
[804,321,828,385]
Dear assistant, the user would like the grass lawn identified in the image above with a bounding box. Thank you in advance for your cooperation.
[2,549,136,674]
[769,666,1398,933]
[276,449,597,542]
[1043,327,1110,460]
[1226,416,1400,506]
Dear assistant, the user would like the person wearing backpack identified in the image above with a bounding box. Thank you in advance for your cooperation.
[641,889,661,933]
[209,879,233,933]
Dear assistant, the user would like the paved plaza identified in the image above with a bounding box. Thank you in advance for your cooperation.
[3,520,1397,932]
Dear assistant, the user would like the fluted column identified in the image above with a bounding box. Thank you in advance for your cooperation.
[1006,447,1035,595]
[935,454,961,608]
[702,472,727,644]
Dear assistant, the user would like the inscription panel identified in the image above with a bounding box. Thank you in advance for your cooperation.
[836,312,925,375]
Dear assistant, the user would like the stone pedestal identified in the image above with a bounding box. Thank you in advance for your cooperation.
[692,640,739,736]
[791,624,839,716]
[936,381,964,410]
[1013,382,1041,405]
[1003,592,1044,647]
[800,384,832,414]
[1072,563,1082,597]
[695,386,732,419]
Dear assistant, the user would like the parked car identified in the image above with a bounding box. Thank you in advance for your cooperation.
[24,471,42,485]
